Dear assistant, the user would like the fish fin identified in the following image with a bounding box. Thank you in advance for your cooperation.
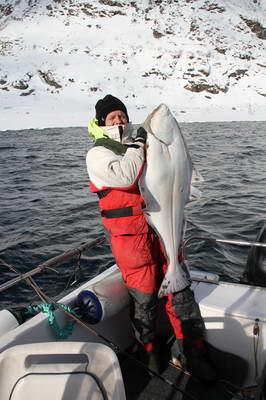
[189,185,202,202]
[192,167,204,183]
[158,268,189,298]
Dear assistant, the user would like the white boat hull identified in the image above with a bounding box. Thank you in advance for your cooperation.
[0,264,265,388]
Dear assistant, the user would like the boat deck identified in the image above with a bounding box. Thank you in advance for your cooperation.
[120,359,242,400]
[121,356,198,400]
[118,338,248,400]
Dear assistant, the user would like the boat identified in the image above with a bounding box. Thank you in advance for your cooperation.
[0,225,266,400]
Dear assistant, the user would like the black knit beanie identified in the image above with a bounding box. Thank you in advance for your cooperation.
[95,94,129,126]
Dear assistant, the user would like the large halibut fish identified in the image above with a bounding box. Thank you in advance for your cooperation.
[139,104,202,298]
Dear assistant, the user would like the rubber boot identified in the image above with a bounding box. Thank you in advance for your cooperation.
[171,338,216,382]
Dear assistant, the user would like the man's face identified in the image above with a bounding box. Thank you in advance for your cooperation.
[105,110,128,126]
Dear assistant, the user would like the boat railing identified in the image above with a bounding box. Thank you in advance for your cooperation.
[183,236,266,250]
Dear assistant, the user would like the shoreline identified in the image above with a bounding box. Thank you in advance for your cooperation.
[1,103,265,131]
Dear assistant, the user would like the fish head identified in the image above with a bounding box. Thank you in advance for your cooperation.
[144,103,180,145]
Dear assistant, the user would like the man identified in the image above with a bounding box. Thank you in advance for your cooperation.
[86,94,215,380]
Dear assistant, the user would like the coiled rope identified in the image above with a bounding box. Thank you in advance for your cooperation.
[25,303,80,339]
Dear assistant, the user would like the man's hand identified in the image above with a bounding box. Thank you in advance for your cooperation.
[134,127,147,144]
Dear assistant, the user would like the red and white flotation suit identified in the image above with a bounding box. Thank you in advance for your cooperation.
[86,127,204,344]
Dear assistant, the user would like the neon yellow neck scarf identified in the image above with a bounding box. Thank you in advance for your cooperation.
[88,118,109,140]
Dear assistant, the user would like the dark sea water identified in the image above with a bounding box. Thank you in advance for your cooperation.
[0,122,265,309]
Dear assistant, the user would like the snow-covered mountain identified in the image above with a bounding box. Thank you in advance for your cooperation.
[0,0,265,130]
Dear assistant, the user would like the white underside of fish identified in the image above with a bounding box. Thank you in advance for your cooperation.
[139,104,202,298]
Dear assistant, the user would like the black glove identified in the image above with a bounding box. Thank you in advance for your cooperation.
[134,127,147,144]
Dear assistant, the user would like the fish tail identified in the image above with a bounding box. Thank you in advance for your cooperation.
[158,268,190,298]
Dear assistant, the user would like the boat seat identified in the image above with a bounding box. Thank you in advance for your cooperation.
[0,341,126,400]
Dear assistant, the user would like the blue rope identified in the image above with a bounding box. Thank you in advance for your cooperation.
[26,303,80,339]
